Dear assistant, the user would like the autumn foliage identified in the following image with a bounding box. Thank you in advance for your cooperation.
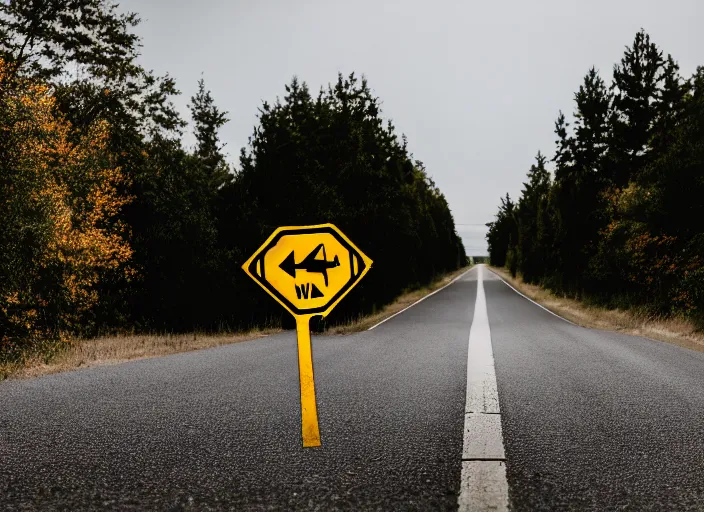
[0,59,132,358]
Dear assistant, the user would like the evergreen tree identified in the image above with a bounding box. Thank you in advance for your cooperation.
[552,68,613,292]
[609,30,665,187]
[126,80,231,330]
[553,111,573,175]
[515,152,551,283]
[649,55,690,171]
[486,194,516,268]
[189,78,231,190]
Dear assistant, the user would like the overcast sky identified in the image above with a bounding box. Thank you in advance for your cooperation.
[118,0,703,255]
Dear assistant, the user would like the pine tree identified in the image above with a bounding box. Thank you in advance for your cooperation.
[547,67,615,292]
[516,152,551,282]
[486,194,516,268]
[574,68,612,176]
[649,55,690,167]
[189,78,231,190]
[609,30,665,187]
[553,111,573,178]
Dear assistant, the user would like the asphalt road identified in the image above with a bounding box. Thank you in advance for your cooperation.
[1,266,703,510]
[484,270,704,511]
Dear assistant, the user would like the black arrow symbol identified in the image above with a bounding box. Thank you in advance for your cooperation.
[279,243,340,287]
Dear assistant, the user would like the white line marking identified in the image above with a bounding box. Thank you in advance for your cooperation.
[367,266,475,330]
[485,267,577,326]
[459,265,509,511]
[462,413,505,460]
[459,461,508,511]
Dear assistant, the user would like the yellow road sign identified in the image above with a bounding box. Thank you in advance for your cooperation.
[242,223,373,447]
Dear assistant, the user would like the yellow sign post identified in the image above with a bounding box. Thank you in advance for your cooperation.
[242,224,373,447]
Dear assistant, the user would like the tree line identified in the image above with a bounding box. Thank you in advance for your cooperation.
[487,30,704,325]
[0,0,466,363]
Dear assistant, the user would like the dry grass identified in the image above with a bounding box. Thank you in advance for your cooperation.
[1,266,473,380]
[325,265,473,334]
[2,329,280,380]
[489,266,704,353]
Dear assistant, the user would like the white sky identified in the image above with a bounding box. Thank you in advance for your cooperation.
[118,0,703,255]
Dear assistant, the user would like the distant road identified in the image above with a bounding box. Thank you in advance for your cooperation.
[1,266,703,510]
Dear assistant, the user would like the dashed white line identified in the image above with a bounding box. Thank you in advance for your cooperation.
[458,265,509,511]
[367,266,475,330]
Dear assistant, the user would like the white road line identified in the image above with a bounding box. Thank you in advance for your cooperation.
[367,266,475,330]
[459,265,509,511]
[484,267,577,326]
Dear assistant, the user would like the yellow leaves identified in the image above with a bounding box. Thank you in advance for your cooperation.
[1,58,133,344]
[5,292,20,306]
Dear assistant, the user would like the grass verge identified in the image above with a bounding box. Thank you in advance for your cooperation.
[1,265,472,380]
[1,330,281,381]
[489,266,704,353]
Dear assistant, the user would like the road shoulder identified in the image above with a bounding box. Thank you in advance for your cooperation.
[488,266,704,353]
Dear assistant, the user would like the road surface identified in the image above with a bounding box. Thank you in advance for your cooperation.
[1,266,703,510]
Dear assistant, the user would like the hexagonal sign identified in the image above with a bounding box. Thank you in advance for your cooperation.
[242,223,373,447]
[242,224,373,318]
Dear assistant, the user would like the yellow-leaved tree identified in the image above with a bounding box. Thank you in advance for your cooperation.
[0,59,133,361]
